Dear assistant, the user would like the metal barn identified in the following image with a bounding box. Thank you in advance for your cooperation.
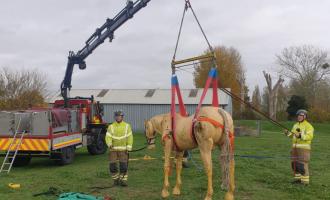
[49,89,232,132]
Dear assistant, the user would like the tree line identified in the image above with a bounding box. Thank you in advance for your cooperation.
[1,44,329,123]
[194,45,330,122]
[0,68,47,110]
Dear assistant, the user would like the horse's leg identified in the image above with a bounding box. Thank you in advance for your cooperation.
[173,151,184,195]
[224,159,235,200]
[161,138,172,198]
[199,138,214,200]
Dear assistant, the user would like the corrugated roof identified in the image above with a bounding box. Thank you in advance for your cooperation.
[48,88,231,105]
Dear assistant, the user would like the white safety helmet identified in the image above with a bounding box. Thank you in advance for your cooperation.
[114,110,124,117]
[296,109,307,117]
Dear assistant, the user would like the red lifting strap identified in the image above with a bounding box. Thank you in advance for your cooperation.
[198,116,224,129]
[190,68,219,144]
[171,75,188,151]
[171,74,188,117]
[197,116,234,151]
[170,68,220,150]
[193,68,218,120]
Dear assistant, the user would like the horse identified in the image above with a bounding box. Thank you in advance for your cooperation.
[144,106,235,200]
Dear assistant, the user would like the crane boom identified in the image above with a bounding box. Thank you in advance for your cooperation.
[60,0,150,107]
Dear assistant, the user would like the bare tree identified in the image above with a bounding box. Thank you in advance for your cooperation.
[276,45,329,103]
[251,85,262,110]
[276,85,290,112]
[263,71,284,120]
[277,45,330,81]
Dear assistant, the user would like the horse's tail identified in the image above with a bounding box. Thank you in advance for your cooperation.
[218,108,234,191]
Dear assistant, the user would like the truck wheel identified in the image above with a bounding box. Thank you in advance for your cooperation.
[87,134,108,155]
[54,146,75,165]
[11,156,32,167]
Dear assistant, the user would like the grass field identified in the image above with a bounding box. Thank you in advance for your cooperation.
[0,120,329,200]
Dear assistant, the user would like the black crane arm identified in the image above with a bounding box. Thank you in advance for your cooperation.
[61,0,150,107]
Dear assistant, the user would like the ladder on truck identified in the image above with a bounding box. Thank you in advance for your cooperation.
[0,117,25,174]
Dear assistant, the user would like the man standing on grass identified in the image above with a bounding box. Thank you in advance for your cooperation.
[285,109,314,185]
[105,110,133,187]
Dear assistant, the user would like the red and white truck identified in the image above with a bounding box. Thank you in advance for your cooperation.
[0,97,108,167]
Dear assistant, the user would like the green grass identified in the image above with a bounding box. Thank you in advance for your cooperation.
[0,120,330,200]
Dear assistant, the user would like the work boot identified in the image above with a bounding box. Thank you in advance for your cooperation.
[119,174,128,187]
[120,180,128,187]
[110,171,119,186]
[113,178,120,186]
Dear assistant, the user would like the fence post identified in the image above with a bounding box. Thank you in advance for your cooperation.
[256,120,261,136]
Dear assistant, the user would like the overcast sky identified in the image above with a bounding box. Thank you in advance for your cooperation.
[0,0,329,95]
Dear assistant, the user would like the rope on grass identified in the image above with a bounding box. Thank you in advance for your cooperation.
[187,151,204,200]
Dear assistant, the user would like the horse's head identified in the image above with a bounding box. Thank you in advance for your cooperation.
[144,119,156,150]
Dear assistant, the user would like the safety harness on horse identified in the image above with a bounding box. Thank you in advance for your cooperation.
[159,0,235,191]
[168,0,234,154]
[170,65,234,190]
[170,67,234,151]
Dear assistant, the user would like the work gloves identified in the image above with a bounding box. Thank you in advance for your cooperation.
[295,128,302,138]
[284,129,301,138]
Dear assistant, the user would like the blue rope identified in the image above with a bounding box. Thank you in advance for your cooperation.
[187,150,204,199]
[188,151,203,172]
[235,154,275,159]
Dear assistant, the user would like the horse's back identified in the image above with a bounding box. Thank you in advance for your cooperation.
[198,106,231,120]
[196,106,233,144]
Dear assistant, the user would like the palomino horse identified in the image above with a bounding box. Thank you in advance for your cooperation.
[144,106,235,200]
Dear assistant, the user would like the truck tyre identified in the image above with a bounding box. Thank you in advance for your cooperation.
[11,156,32,167]
[54,146,75,165]
[87,134,107,155]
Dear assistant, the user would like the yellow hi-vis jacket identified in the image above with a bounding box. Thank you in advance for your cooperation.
[288,120,314,150]
[105,121,133,151]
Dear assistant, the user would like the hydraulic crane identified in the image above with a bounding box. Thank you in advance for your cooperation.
[0,1,152,170]
[60,0,150,107]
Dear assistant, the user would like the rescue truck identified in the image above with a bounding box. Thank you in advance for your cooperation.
[0,97,106,167]
[0,0,150,173]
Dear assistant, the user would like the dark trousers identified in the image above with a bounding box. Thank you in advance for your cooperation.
[291,148,310,184]
[109,151,128,181]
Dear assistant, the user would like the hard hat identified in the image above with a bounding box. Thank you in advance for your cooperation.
[114,110,124,117]
[296,109,307,116]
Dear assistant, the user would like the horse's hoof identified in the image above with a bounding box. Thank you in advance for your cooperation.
[204,197,212,200]
[161,189,170,198]
[224,192,234,200]
[172,187,181,195]
[204,194,213,200]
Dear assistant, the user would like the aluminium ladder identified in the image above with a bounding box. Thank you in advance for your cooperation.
[0,117,25,174]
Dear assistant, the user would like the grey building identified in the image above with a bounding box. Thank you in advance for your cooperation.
[49,88,232,132]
